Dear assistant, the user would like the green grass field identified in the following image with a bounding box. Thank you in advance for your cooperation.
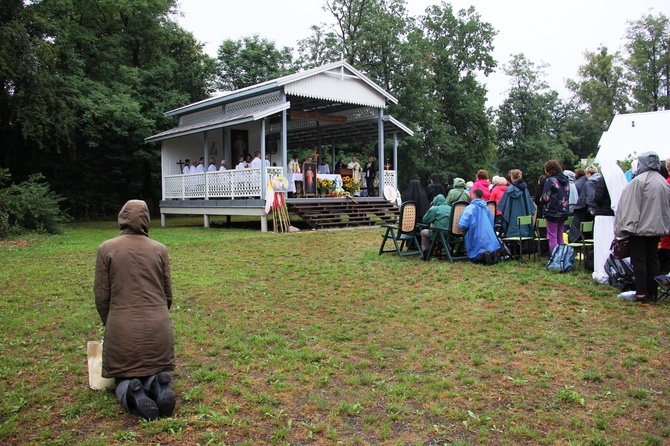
[1,216,669,445]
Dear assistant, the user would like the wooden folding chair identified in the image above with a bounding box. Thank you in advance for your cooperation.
[379,201,422,258]
[442,201,469,263]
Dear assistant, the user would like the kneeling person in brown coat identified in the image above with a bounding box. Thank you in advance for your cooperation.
[94,200,176,420]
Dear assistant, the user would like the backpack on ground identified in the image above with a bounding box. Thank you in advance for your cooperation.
[604,253,635,291]
[546,244,575,273]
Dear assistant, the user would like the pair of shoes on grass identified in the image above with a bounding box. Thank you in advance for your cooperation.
[484,251,498,265]
[127,372,176,421]
[632,295,656,304]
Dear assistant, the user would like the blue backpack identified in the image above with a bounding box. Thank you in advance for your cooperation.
[546,244,575,273]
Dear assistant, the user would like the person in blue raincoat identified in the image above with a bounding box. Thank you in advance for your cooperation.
[497,169,535,238]
[458,188,501,264]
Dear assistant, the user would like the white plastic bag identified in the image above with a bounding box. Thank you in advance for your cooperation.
[87,340,115,390]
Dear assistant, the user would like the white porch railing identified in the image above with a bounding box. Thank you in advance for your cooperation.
[382,170,396,190]
[163,167,283,200]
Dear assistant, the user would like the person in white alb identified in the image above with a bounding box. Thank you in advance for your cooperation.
[189,160,198,174]
[288,156,300,173]
[250,151,262,168]
[219,160,227,171]
[347,156,361,183]
[207,158,217,172]
[236,156,246,170]
[182,159,191,175]
[195,159,206,173]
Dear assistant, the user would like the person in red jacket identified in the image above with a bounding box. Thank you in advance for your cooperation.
[489,176,508,207]
[471,169,491,201]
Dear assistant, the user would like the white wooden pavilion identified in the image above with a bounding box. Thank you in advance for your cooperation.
[145,61,414,231]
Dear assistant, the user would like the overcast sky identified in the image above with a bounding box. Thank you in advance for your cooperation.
[174,0,669,108]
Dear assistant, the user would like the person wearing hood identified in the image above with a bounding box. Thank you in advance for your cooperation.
[403,179,430,220]
[563,170,578,213]
[471,169,491,201]
[458,188,501,264]
[426,173,447,203]
[446,177,470,206]
[615,152,670,303]
[497,169,536,238]
[569,165,598,243]
[444,172,458,194]
[420,194,452,260]
[540,160,571,253]
[94,200,176,420]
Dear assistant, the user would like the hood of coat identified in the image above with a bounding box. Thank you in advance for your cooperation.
[118,200,150,236]
[588,172,602,183]
[429,173,444,186]
[553,173,569,187]
[452,177,466,189]
[563,170,575,182]
[471,198,487,209]
[636,151,661,174]
[507,181,528,197]
[431,194,447,207]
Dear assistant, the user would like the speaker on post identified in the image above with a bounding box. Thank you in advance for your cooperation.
[265,134,279,154]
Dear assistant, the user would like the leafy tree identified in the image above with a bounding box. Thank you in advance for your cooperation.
[216,35,294,91]
[418,3,497,181]
[496,54,573,182]
[0,0,216,218]
[296,25,341,69]
[624,12,670,111]
[566,46,628,128]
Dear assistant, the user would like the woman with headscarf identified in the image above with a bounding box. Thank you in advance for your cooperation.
[403,179,430,220]
[425,173,447,203]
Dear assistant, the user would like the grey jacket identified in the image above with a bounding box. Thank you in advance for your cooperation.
[615,152,670,237]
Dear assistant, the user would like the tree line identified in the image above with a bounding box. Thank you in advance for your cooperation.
[1,0,668,220]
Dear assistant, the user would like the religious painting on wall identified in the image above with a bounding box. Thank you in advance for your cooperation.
[302,162,317,196]
[231,129,249,164]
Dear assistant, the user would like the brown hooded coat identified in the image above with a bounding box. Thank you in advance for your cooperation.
[94,200,175,378]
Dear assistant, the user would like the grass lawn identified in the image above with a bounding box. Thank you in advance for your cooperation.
[1,216,669,445]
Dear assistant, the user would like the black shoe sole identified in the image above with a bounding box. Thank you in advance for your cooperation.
[128,379,159,421]
[150,372,176,417]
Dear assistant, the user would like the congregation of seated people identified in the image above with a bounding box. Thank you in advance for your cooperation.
[398,157,670,304]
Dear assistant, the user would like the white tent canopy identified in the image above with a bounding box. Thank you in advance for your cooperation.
[595,110,670,163]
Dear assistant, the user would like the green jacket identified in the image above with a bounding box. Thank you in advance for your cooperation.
[446,178,470,206]
[422,194,452,231]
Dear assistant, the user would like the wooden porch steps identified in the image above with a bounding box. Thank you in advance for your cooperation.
[286,198,399,229]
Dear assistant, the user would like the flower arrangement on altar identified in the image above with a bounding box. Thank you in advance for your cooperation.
[317,178,335,195]
[341,176,361,194]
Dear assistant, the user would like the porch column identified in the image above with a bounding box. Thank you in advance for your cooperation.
[393,132,398,192]
[378,108,384,197]
[281,106,287,169]
[261,118,266,200]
